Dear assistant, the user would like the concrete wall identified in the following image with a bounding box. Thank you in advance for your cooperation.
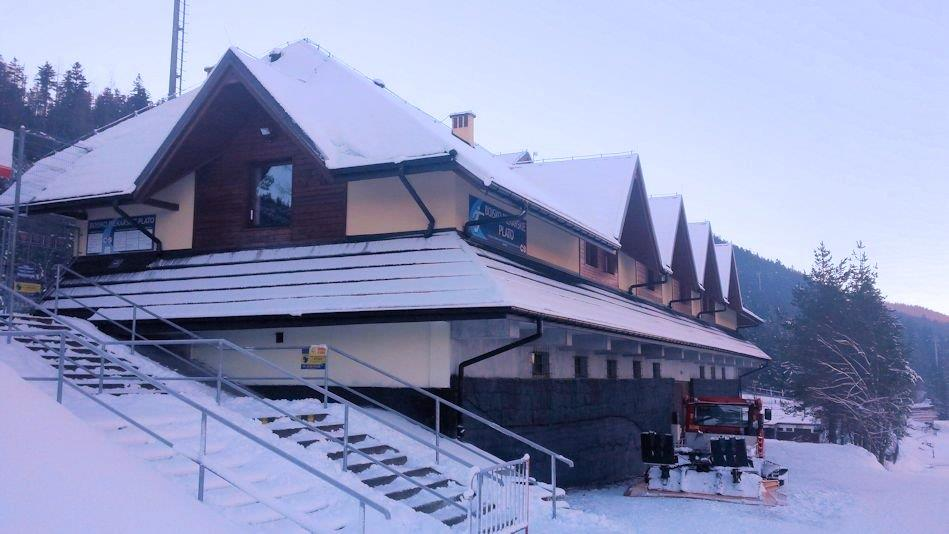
[77,173,195,255]
[191,322,452,388]
[461,377,676,486]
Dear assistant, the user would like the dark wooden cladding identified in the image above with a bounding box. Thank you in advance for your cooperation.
[191,83,346,250]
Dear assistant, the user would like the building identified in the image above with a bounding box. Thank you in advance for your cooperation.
[1,40,771,486]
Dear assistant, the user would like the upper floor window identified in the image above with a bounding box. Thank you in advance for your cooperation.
[251,162,293,227]
[606,359,618,379]
[652,362,662,379]
[584,243,600,268]
[531,351,550,377]
[574,356,589,378]
[633,360,643,379]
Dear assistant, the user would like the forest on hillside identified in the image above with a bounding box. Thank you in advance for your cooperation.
[0,55,154,160]
[734,245,949,417]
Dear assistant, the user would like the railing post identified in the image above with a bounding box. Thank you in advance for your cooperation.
[342,404,350,472]
[435,399,441,465]
[359,501,366,534]
[56,332,65,403]
[550,455,557,519]
[54,264,60,315]
[477,472,484,533]
[98,352,105,394]
[198,411,208,501]
[215,341,224,405]
[322,353,329,409]
[129,307,137,355]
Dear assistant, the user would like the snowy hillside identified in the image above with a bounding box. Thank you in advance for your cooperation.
[566,426,948,533]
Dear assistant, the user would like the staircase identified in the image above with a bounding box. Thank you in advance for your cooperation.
[2,263,563,532]
[1,310,474,531]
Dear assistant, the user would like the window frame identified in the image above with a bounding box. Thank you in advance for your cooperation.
[584,242,600,268]
[574,355,589,379]
[606,359,618,380]
[633,360,643,379]
[652,362,662,379]
[249,159,294,228]
[530,350,550,378]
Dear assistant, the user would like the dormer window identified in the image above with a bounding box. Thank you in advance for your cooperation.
[583,241,617,275]
[251,161,293,227]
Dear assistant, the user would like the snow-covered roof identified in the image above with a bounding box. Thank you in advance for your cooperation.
[647,195,683,272]
[0,92,197,206]
[714,242,734,303]
[56,232,769,360]
[687,222,711,290]
[504,155,639,242]
[5,40,624,245]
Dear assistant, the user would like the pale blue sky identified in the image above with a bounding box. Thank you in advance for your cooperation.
[2,1,947,312]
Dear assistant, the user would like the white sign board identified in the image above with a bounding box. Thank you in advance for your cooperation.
[0,128,12,180]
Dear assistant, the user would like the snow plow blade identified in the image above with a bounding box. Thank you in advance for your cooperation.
[625,478,786,506]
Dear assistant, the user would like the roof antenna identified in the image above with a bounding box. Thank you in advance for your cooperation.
[167,0,187,99]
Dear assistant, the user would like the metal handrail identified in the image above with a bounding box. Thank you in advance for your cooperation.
[1,326,389,531]
[51,263,572,516]
[34,280,470,515]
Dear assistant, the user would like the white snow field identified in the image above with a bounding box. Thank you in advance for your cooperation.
[566,424,949,533]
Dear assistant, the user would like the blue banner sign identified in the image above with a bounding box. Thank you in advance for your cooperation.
[467,196,527,253]
[86,214,156,255]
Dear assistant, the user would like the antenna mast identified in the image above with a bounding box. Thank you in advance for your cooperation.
[167,0,187,99]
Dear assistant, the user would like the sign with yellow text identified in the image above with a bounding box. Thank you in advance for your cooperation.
[301,344,327,370]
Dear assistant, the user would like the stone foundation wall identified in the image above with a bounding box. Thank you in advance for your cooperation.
[460,377,676,487]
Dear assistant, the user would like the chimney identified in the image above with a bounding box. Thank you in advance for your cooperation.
[450,111,476,146]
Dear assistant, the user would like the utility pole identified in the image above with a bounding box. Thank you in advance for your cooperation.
[168,0,186,99]
[6,126,26,320]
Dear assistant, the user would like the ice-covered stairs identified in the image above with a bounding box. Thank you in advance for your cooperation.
[256,412,470,527]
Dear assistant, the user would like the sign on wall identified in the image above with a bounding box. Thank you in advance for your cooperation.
[14,262,43,295]
[86,215,156,255]
[301,344,328,370]
[467,196,527,253]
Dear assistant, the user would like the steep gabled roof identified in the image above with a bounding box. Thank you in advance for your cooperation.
[714,242,736,305]
[4,40,625,247]
[647,195,700,287]
[687,222,711,283]
[505,154,639,242]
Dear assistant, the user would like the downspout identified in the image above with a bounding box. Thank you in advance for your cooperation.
[697,302,726,321]
[627,273,667,294]
[396,162,435,237]
[112,201,163,252]
[455,318,542,435]
[668,290,703,309]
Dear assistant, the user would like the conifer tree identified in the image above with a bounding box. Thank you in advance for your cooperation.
[0,56,29,130]
[93,87,127,128]
[27,62,57,130]
[48,62,93,141]
[786,242,917,462]
[124,74,151,114]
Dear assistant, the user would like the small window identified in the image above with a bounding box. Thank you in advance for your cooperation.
[584,243,599,267]
[275,332,284,344]
[531,351,550,377]
[710,366,717,380]
[721,367,728,380]
[633,360,643,379]
[574,356,589,378]
[699,365,706,379]
[604,252,617,275]
[252,162,293,227]
[606,359,618,379]
[652,362,662,379]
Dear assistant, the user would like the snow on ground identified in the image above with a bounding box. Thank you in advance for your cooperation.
[0,361,251,534]
[564,432,948,534]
